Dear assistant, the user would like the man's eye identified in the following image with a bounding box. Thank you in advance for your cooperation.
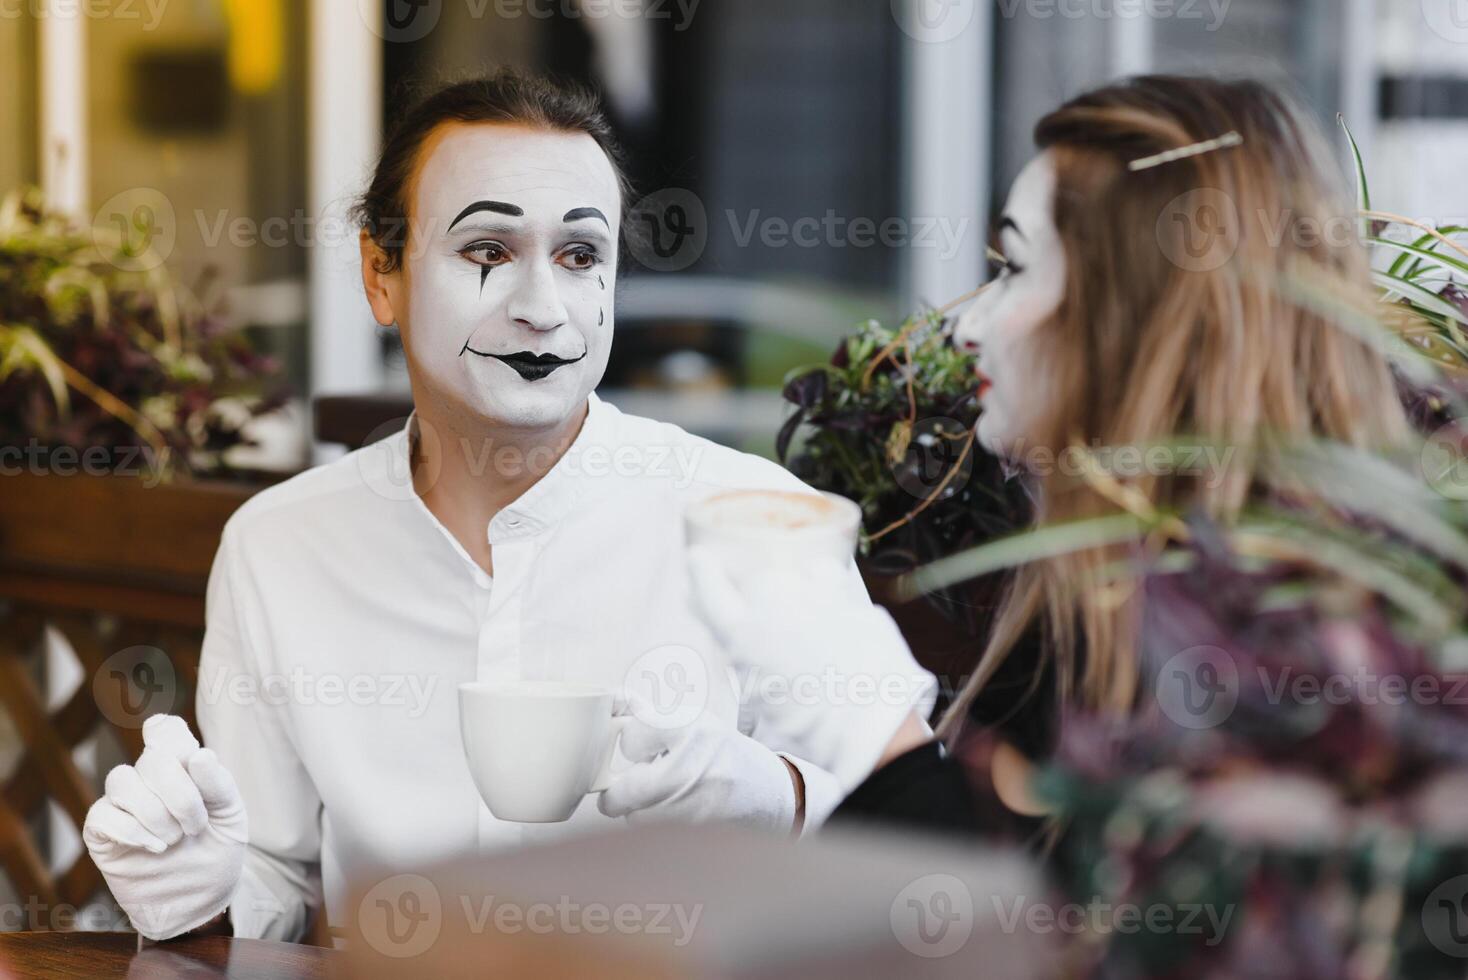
[462,242,509,265]
[561,246,601,271]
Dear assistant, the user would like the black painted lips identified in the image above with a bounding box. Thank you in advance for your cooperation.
[471,349,586,381]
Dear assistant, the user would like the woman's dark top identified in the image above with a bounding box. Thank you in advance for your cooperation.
[826,618,1056,841]
[833,741,983,835]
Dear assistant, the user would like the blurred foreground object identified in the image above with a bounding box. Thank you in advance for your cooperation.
[901,433,1468,976]
[1017,444,1468,979]
[344,822,1055,979]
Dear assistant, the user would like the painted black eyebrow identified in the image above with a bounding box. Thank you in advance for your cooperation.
[998,215,1026,241]
[563,207,610,228]
[449,200,525,231]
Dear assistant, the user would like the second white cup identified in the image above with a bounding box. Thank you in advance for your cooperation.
[684,489,862,582]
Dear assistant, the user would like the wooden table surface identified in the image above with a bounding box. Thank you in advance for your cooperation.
[0,931,338,979]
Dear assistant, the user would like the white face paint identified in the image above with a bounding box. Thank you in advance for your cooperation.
[392,123,621,430]
[953,152,1067,460]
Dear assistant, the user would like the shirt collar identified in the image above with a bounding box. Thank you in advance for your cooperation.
[397,392,616,544]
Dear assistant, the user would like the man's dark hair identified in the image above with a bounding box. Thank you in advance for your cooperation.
[353,68,630,274]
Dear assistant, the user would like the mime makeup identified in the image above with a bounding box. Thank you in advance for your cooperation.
[460,345,589,382]
[380,123,622,429]
[447,200,526,294]
[952,152,1067,459]
[563,207,609,226]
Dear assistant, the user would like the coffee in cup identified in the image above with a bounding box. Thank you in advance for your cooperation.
[684,489,862,579]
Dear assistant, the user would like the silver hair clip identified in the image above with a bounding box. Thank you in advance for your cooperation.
[1128,131,1243,172]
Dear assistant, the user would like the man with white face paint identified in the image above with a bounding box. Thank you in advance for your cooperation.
[81,71,933,944]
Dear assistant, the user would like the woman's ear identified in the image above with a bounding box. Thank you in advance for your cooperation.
[360,229,400,328]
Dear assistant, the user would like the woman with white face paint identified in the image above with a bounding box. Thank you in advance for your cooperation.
[691,75,1417,836]
[81,71,920,943]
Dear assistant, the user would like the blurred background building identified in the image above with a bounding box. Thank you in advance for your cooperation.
[0,0,1464,465]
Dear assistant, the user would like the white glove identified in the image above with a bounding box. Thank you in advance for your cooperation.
[597,702,798,833]
[687,545,938,793]
[83,714,247,940]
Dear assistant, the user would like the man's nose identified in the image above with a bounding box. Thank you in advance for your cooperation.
[505,259,569,332]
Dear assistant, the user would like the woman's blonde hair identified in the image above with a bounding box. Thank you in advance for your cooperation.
[938,76,1412,741]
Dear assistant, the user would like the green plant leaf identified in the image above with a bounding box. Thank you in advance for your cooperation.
[1338,115,1372,218]
[1372,271,1468,345]
[903,513,1150,598]
[780,362,836,390]
[0,323,71,415]
[1265,440,1468,571]
[885,419,913,465]
[1235,515,1463,637]
[1279,262,1449,387]
[1370,236,1468,284]
[1386,226,1468,279]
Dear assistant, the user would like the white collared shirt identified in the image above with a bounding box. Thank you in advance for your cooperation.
[197,394,869,941]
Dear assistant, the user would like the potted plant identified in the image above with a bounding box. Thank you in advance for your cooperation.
[777,297,1030,686]
[0,186,285,610]
[1340,119,1468,430]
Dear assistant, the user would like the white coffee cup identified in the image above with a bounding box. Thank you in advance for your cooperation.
[685,489,862,581]
[457,680,629,823]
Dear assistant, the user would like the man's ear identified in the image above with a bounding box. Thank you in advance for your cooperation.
[360,229,400,328]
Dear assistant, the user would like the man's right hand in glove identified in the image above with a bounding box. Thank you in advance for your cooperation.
[83,714,248,940]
